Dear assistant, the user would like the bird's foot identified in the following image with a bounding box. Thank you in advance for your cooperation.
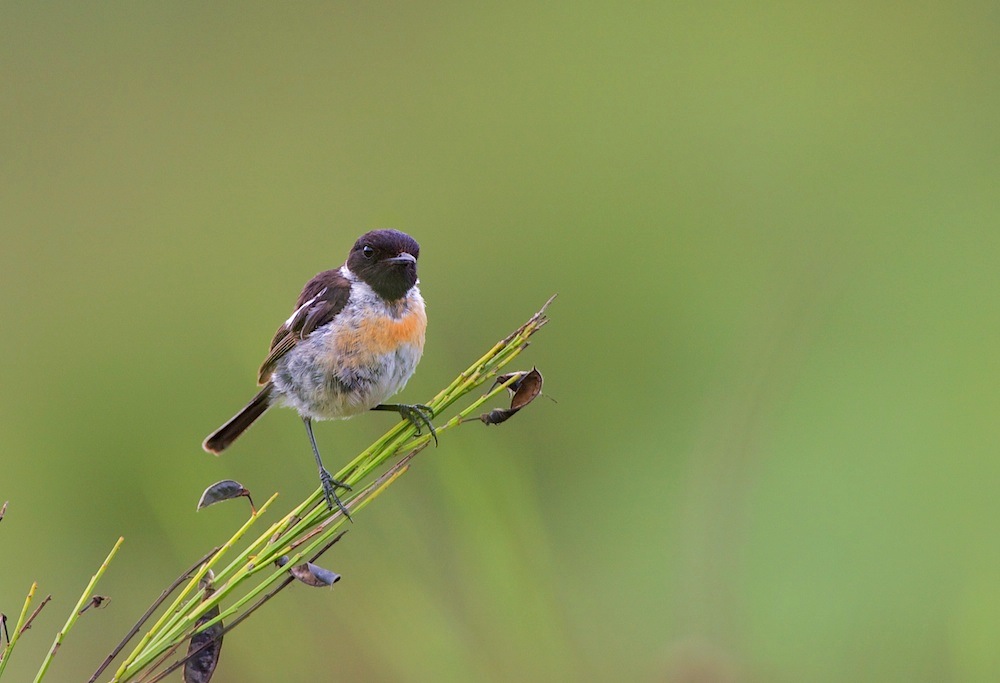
[376,403,438,445]
[319,467,353,520]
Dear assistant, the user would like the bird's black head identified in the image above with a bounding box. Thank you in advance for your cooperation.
[346,229,421,301]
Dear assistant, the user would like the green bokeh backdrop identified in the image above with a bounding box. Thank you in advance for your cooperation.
[2,3,999,682]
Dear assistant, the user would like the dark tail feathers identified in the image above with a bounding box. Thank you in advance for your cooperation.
[203,384,273,454]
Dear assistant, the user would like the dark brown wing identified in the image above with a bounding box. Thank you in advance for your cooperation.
[256,269,352,384]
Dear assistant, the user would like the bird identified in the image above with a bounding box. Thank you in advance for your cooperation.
[202,229,434,517]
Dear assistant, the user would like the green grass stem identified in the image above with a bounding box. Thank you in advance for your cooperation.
[32,536,124,683]
[0,582,38,677]
[106,296,552,682]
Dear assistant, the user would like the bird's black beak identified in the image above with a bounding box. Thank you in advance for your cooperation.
[386,252,416,265]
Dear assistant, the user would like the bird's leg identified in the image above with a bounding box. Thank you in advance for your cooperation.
[302,417,352,519]
[372,403,438,446]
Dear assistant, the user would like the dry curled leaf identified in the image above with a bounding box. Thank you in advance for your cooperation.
[0,500,7,523]
[197,480,255,512]
[78,595,110,615]
[184,573,222,683]
[481,367,544,425]
[184,603,223,683]
[274,527,347,576]
[288,562,341,588]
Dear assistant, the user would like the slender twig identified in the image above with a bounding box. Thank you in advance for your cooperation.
[32,537,124,683]
[87,547,220,683]
[133,638,186,683]
[18,596,52,635]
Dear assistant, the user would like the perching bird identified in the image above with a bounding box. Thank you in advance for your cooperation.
[202,229,434,516]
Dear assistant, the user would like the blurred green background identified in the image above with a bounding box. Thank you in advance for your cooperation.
[2,2,999,681]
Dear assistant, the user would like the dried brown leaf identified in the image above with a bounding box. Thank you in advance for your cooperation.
[78,595,110,615]
[196,480,255,512]
[288,562,341,588]
[183,603,223,683]
[481,367,544,425]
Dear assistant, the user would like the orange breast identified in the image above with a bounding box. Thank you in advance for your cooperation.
[337,306,426,358]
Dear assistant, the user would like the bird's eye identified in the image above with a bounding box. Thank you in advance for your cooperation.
[362,245,375,259]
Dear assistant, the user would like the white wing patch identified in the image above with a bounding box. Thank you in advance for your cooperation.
[284,297,314,327]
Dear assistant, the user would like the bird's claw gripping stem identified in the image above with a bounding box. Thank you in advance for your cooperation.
[319,466,353,520]
[375,403,438,445]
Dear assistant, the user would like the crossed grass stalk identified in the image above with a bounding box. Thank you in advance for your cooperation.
[0,297,552,683]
